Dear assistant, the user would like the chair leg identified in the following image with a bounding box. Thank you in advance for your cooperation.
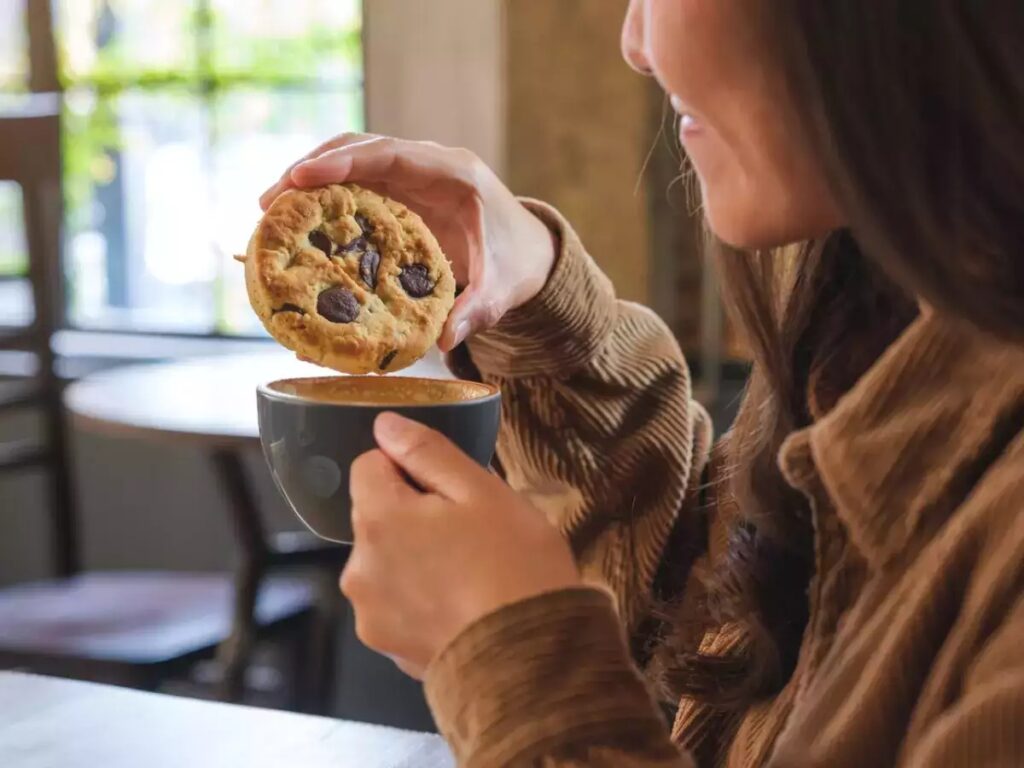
[123,665,163,693]
[210,448,269,704]
[46,392,79,578]
[306,572,340,715]
[287,571,338,714]
[285,612,314,712]
[216,559,261,703]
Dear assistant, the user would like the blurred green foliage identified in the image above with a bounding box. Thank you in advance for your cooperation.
[59,3,361,236]
[0,182,26,274]
[1,1,361,334]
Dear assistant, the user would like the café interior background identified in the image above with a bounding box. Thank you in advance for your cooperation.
[0,0,743,730]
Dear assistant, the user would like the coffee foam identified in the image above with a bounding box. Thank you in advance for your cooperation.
[267,376,496,406]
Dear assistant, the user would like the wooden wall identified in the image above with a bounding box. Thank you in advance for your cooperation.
[364,0,709,350]
[364,0,506,173]
[504,0,652,304]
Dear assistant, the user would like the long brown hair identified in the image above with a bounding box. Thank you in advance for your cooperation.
[657,2,1024,709]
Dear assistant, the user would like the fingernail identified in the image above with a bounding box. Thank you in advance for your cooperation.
[375,412,414,446]
[452,320,471,348]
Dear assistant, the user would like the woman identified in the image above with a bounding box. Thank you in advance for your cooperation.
[261,2,1024,765]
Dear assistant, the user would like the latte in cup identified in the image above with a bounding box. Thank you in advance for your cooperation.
[267,376,496,407]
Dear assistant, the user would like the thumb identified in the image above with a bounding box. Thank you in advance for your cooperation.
[438,286,505,352]
[373,413,487,499]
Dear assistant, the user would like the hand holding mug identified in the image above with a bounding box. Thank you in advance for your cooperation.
[342,413,580,678]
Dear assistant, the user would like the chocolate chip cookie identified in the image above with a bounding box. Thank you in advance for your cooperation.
[242,184,456,374]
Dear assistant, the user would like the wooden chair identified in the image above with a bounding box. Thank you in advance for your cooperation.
[0,95,345,714]
[0,95,77,574]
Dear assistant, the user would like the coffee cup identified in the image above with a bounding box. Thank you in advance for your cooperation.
[256,376,501,543]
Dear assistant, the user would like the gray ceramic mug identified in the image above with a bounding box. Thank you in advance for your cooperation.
[257,376,501,543]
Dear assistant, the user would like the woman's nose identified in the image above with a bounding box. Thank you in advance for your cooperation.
[621,0,653,75]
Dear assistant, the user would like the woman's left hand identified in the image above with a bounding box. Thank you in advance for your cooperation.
[342,413,581,679]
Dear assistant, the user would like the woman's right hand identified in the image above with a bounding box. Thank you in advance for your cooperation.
[259,134,558,351]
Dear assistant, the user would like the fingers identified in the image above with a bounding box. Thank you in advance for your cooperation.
[341,461,431,674]
[438,285,504,351]
[290,138,479,193]
[349,449,417,512]
[259,132,377,210]
[373,413,487,499]
[260,131,375,208]
[340,556,426,678]
[343,451,421,665]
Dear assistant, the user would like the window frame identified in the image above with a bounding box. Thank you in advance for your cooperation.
[9,0,507,353]
[15,0,364,342]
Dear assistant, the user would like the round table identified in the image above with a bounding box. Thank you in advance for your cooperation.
[62,347,453,703]
[64,348,453,448]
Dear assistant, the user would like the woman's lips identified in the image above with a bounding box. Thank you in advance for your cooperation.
[670,94,702,137]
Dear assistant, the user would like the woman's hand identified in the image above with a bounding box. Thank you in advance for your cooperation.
[260,134,557,350]
[342,413,581,678]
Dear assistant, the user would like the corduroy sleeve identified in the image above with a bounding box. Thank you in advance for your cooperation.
[424,587,698,768]
[461,199,713,639]
[425,200,713,766]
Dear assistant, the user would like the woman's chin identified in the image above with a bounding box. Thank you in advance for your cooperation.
[703,202,782,251]
[695,159,845,250]
[702,195,833,251]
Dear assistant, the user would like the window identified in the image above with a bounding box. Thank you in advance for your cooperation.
[0,182,32,328]
[0,5,31,328]
[0,3,28,92]
[0,0,363,337]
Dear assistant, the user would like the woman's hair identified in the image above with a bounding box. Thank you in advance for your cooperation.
[656,2,1024,710]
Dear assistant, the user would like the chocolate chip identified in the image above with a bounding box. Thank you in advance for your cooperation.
[337,236,366,254]
[359,244,381,289]
[309,229,333,257]
[379,349,398,371]
[336,214,377,255]
[398,264,435,298]
[272,303,306,315]
[316,286,360,323]
[355,213,375,234]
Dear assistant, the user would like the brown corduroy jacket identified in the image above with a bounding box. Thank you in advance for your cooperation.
[425,202,1024,767]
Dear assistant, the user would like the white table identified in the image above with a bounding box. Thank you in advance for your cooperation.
[0,672,453,767]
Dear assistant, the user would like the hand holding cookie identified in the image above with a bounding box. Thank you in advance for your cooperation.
[258,134,558,353]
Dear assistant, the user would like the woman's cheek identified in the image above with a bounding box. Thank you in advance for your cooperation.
[645,0,729,110]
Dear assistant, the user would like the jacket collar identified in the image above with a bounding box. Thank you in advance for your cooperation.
[780,312,1024,567]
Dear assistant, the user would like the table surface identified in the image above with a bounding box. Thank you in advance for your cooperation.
[0,672,453,768]
[63,349,452,447]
